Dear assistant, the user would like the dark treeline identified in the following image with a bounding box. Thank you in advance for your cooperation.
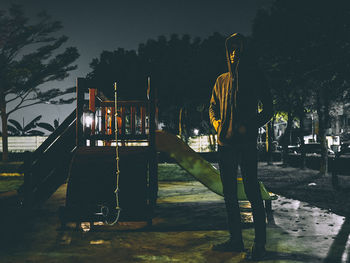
[251,0,350,174]
[2,1,347,172]
[87,0,350,175]
[87,33,227,135]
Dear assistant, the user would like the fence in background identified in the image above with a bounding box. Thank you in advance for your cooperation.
[0,135,216,153]
[0,136,48,152]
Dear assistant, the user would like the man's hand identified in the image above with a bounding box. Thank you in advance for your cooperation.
[213,120,221,132]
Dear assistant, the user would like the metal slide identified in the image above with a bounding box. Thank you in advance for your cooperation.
[155,130,276,201]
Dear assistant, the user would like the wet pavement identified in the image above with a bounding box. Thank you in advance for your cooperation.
[1,180,350,262]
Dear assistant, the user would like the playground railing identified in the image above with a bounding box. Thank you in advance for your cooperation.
[83,99,158,144]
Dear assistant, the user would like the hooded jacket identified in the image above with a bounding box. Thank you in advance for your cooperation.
[209,33,273,146]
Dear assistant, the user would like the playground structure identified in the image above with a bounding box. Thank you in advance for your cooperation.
[59,77,159,225]
[21,77,277,228]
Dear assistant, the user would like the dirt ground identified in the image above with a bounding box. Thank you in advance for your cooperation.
[257,162,350,217]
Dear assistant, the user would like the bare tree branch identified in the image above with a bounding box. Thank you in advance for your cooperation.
[7,100,45,116]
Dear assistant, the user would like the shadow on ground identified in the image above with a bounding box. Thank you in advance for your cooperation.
[1,177,349,262]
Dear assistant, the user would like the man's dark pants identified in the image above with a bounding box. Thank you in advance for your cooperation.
[218,142,266,245]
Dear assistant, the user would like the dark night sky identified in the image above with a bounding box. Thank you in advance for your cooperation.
[1,0,272,127]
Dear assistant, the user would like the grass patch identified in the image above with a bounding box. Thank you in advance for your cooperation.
[0,177,24,193]
[0,162,24,193]
[158,163,194,181]
[0,163,193,193]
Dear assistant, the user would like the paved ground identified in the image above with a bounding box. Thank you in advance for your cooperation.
[1,168,350,262]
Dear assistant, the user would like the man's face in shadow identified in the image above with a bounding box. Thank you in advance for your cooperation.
[229,44,241,64]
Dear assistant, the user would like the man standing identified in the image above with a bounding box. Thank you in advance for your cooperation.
[209,33,273,260]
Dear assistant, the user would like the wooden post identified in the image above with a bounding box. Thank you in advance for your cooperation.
[148,77,158,209]
[89,88,96,146]
[265,200,272,213]
[155,87,159,128]
[76,78,85,147]
[141,106,146,135]
[111,107,115,137]
[131,106,136,135]
[121,106,126,136]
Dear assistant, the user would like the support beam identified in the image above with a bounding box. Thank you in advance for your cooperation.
[76,78,85,147]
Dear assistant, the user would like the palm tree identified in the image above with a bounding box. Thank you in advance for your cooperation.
[7,116,45,136]
[37,119,60,133]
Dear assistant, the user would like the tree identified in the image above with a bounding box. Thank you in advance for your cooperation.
[7,115,44,136]
[88,33,227,135]
[37,118,60,133]
[0,5,79,161]
[252,0,350,174]
[252,3,315,166]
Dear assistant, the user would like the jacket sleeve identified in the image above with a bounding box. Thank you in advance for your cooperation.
[209,78,220,127]
[256,71,273,128]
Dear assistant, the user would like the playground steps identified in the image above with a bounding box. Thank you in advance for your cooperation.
[20,110,77,206]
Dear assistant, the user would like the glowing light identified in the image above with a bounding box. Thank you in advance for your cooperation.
[80,222,91,232]
[85,115,93,127]
[193,129,199,136]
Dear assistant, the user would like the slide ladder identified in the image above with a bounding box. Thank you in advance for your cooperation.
[20,110,77,206]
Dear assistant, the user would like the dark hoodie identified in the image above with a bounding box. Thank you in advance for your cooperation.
[209,33,273,146]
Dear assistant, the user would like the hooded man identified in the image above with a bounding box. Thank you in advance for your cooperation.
[209,33,273,260]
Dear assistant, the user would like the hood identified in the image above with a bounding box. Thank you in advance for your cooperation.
[225,33,246,76]
[225,33,246,107]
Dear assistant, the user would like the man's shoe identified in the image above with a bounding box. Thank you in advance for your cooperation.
[251,242,266,261]
[212,239,244,252]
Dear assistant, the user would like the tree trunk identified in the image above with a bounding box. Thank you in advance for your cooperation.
[182,109,189,144]
[0,90,9,162]
[318,124,328,176]
[281,111,293,166]
[178,107,183,137]
[299,110,306,169]
[178,107,189,144]
[316,92,329,176]
[271,114,276,142]
[266,121,273,165]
